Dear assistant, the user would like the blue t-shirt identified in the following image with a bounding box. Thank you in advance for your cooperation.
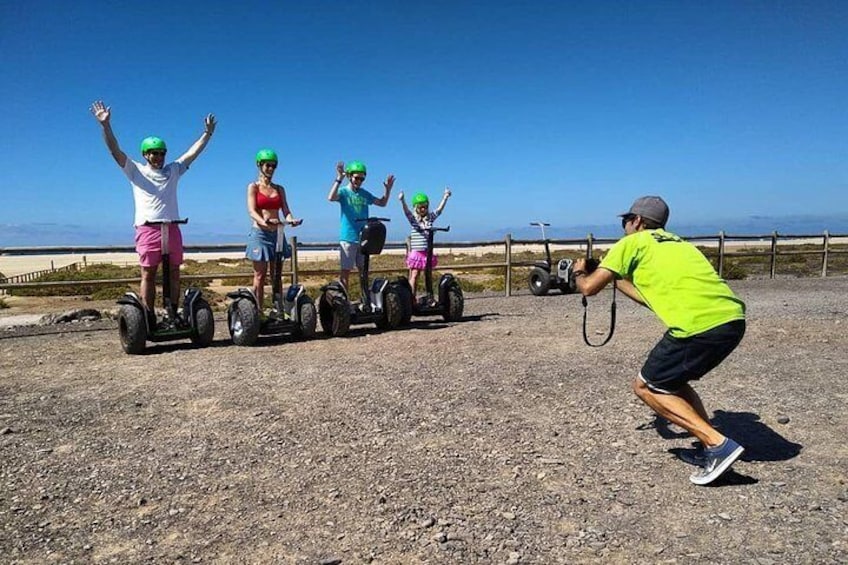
[337,186,377,242]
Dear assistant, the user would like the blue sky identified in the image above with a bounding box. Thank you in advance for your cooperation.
[1,0,846,246]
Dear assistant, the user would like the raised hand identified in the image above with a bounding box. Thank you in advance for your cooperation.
[336,161,345,177]
[90,100,111,124]
[444,186,452,198]
[383,174,395,190]
[204,114,217,135]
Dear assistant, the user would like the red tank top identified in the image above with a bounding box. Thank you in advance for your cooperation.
[255,186,281,210]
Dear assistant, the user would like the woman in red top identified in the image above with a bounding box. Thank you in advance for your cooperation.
[245,149,302,310]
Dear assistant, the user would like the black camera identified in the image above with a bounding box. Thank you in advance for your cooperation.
[561,257,599,292]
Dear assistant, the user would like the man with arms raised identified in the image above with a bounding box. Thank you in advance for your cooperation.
[90,100,216,320]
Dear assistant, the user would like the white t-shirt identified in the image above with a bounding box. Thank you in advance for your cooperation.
[122,159,189,226]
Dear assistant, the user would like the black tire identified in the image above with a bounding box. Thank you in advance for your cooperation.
[443,285,464,322]
[118,304,147,355]
[529,267,551,296]
[229,298,260,346]
[294,296,317,339]
[191,300,215,347]
[376,287,402,330]
[320,293,350,337]
[394,283,413,326]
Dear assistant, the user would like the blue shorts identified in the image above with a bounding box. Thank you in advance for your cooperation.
[640,320,745,393]
[246,227,290,262]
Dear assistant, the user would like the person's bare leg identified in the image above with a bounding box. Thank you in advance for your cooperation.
[252,261,267,308]
[340,269,350,289]
[633,378,724,448]
[409,269,419,297]
[676,382,710,422]
[141,266,157,312]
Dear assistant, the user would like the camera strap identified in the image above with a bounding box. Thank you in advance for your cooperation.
[581,280,616,347]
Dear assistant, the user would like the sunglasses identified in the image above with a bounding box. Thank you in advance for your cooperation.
[351,175,366,182]
[621,214,636,229]
[147,150,166,157]
[260,161,277,168]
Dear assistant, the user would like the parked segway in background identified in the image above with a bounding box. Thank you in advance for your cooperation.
[227,219,316,346]
[394,225,464,324]
[528,221,576,296]
[319,217,402,337]
[117,219,215,354]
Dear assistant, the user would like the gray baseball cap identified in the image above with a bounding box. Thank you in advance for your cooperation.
[620,196,669,227]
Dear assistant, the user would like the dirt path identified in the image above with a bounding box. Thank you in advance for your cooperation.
[1,278,847,564]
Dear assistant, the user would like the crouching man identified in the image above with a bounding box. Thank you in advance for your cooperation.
[574,196,746,485]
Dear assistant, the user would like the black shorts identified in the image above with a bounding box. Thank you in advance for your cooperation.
[640,320,745,393]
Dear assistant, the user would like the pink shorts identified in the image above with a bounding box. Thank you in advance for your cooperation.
[406,249,437,270]
[134,224,184,268]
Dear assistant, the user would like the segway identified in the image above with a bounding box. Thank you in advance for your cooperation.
[116,219,215,354]
[226,219,317,346]
[318,217,402,337]
[528,221,575,296]
[394,225,464,324]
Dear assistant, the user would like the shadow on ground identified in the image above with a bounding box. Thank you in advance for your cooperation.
[645,410,803,462]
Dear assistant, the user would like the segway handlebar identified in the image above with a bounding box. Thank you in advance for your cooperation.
[266,218,299,226]
[356,217,391,223]
[530,221,550,240]
[428,226,450,233]
[144,218,189,226]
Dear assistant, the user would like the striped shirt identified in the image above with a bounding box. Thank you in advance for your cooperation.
[404,209,441,251]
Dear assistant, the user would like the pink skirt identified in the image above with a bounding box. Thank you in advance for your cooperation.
[406,250,437,270]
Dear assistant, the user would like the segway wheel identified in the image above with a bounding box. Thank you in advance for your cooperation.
[319,293,350,337]
[529,267,551,296]
[229,298,260,346]
[443,284,464,322]
[191,300,215,347]
[118,304,147,354]
[376,287,402,330]
[294,296,317,339]
[394,282,413,326]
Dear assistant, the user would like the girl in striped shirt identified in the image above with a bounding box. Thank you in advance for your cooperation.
[398,187,452,299]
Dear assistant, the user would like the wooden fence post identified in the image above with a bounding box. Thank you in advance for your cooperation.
[769,231,778,279]
[718,230,725,277]
[822,230,830,278]
[505,233,512,297]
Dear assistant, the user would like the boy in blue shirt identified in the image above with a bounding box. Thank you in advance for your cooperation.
[327,160,394,288]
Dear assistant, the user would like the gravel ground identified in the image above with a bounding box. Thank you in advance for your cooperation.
[1,277,847,564]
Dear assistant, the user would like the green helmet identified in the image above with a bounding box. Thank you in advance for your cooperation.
[345,160,367,174]
[256,148,278,164]
[140,136,167,154]
[412,193,429,206]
